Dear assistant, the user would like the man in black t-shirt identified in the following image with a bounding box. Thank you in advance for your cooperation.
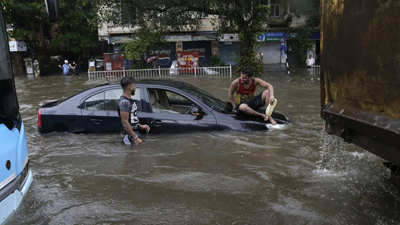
[72,61,79,76]
[118,77,150,145]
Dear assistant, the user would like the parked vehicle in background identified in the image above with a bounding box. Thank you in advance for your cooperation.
[170,60,178,75]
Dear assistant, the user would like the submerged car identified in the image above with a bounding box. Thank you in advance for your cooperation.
[37,80,289,134]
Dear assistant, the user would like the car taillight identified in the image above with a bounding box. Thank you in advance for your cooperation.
[37,109,42,127]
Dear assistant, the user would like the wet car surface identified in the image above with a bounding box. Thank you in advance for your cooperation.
[38,80,289,133]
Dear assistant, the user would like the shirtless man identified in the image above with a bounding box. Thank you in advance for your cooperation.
[228,67,276,124]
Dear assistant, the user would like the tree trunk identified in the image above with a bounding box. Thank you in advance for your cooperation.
[237,25,263,76]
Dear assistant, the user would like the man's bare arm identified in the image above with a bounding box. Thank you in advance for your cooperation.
[120,111,137,138]
[139,123,150,133]
[228,79,239,109]
[255,78,275,102]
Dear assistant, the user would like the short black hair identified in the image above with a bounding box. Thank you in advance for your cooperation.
[241,67,253,77]
[120,77,136,89]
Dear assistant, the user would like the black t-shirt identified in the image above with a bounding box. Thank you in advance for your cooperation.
[117,96,139,135]
[73,63,79,75]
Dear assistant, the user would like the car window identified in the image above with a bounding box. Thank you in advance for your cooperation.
[165,91,187,101]
[104,89,122,111]
[180,83,233,113]
[105,88,141,111]
[148,89,193,114]
[85,92,104,111]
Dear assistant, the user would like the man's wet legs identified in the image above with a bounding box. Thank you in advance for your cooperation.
[261,90,277,124]
[238,103,267,120]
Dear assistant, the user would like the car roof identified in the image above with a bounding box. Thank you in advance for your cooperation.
[95,80,193,89]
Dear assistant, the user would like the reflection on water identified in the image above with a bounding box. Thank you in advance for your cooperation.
[5,65,400,224]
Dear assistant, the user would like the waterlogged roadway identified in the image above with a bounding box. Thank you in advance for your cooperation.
[4,65,400,224]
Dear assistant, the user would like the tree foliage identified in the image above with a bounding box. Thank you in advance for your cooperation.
[290,0,320,66]
[3,0,48,56]
[98,0,271,76]
[3,0,99,59]
[121,26,166,68]
[51,0,99,56]
[291,28,313,66]
[303,0,320,28]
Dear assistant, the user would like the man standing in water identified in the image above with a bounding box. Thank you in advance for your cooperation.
[118,77,150,145]
[58,60,73,76]
[72,61,79,76]
[228,67,276,124]
[306,54,315,67]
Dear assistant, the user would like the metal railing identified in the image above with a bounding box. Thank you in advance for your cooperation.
[88,65,232,80]
[311,65,320,75]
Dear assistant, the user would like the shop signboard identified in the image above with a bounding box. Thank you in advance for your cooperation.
[265,32,285,38]
[109,36,135,44]
[9,41,27,52]
[192,34,216,41]
[176,42,183,52]
[219,34,239,42]
[187,48,206,62]
[164,35,192,42]
[265,37,281,42]
[283,32,320,39]
[176,51,199,74]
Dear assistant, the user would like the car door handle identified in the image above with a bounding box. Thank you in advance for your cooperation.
[91,119,102,124]
[152,120,162,126]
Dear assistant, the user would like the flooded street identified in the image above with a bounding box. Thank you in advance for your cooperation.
[5,65,400,224]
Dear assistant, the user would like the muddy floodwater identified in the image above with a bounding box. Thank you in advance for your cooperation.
[5,65,400,224]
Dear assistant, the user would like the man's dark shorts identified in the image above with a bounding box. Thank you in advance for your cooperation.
[234,92,265,112]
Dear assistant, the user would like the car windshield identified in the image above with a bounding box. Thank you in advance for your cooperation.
[180,83,233,113]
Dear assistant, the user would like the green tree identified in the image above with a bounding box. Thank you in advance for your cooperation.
[98,0,271,75]
[51,0,98,59]
[121,26,166,69]
[3,0,48,58]
[291,28,313,66]
[303,0,320,28]
[290,0,320,66]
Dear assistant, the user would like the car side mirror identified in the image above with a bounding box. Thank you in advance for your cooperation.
[78,102,85,109]
[190,106,205,120]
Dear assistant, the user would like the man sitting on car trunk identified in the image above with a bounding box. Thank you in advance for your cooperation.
[228,67,277,125]
[118,77,150,145]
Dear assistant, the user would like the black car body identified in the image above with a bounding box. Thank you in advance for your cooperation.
[38,80,289,133]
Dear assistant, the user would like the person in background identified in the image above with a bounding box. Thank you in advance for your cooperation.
[118,77,150,146]
[72,61,79,76]
[306,54,315,67]
[58,60,73,76]
[228,67,276,124]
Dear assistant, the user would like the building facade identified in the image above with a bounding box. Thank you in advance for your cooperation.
[98,0,320,67]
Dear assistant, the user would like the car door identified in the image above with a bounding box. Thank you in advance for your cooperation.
[145,87,217,133]
[80,91,111,133]
[80,87,144,133]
